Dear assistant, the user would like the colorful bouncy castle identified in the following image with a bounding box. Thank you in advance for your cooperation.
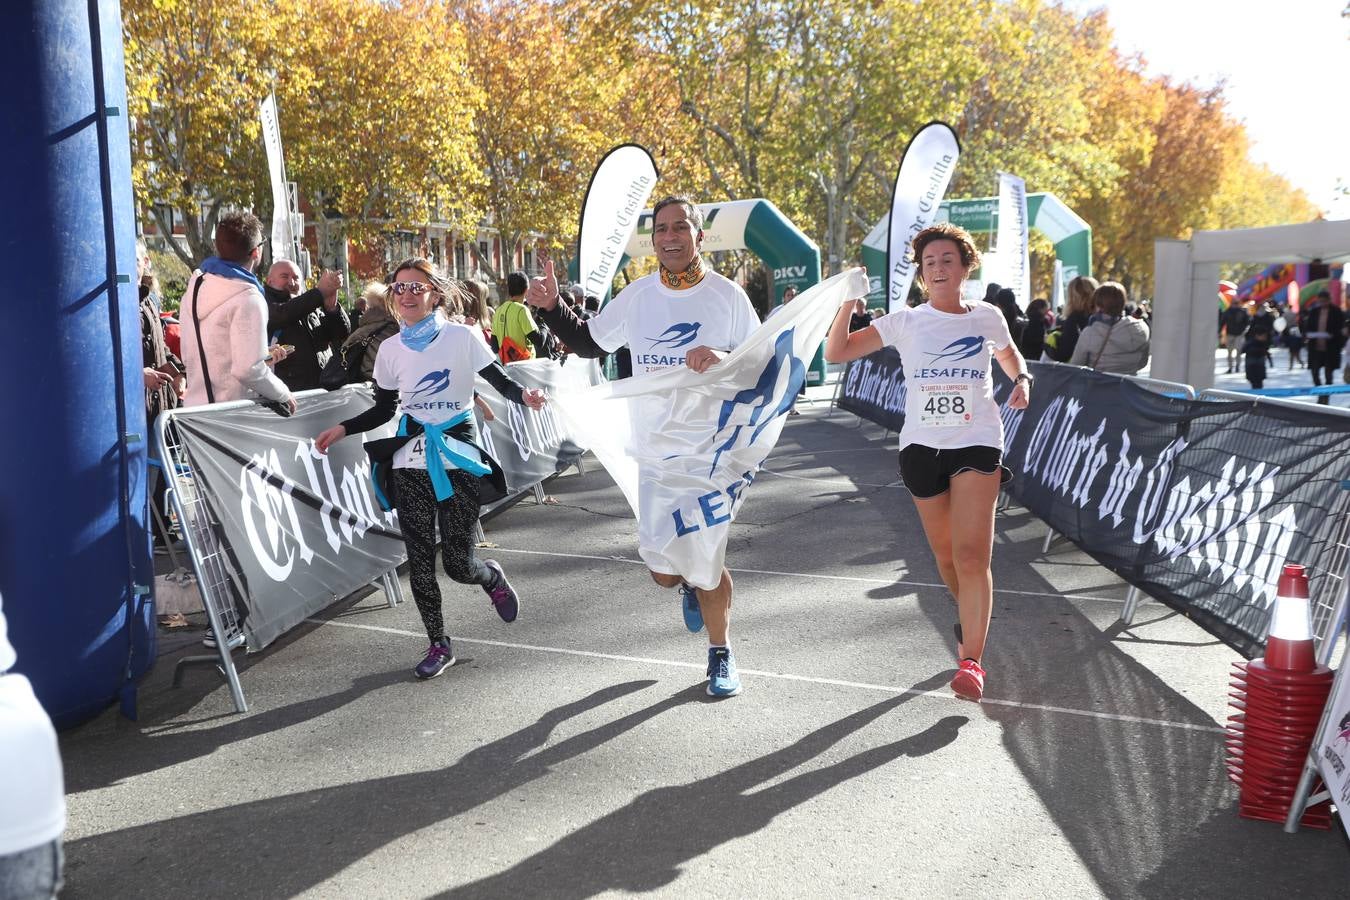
[1238,262,1345,311]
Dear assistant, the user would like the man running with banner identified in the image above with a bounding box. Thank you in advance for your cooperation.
[531,188,868,698]
[527,196,759,696]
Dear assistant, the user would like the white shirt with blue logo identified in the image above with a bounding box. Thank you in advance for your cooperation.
[587,269,758,461]
[373,322,495,469]
[587,270,759,376]
[871,300,1012,452]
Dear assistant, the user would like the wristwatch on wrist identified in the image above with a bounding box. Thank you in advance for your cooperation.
[1015,372,1034,387]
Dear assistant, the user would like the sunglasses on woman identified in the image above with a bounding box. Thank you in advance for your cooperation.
[389,280,435,296]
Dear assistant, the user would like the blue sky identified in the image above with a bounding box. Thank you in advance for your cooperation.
[1062,0,1348,219]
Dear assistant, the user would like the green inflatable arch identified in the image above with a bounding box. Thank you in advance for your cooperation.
[591,198,826,384]
[860,192,1092,306]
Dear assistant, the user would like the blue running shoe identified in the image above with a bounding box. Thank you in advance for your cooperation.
[415,638,456,680]
[706,646,742,697]
[680,582,704,634]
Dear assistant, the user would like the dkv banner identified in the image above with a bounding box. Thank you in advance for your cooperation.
[886,122,960,312]
[554,269,871,589]
[578,144,658,301]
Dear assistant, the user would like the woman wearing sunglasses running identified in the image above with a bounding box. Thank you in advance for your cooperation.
[825,223,1030,701]
[316,258,547,680]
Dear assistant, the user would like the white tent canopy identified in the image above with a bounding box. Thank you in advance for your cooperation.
[1151,218,1350,389]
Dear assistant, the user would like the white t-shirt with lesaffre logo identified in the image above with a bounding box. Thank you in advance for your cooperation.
[586,270,758,454]
[587,270,759,376]
[373,322,495,470]
[871,300,1013,452]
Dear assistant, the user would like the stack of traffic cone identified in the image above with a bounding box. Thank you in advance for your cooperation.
[1225,564,1334,828]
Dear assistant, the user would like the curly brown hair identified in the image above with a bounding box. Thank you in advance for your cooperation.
[911,223,980,293]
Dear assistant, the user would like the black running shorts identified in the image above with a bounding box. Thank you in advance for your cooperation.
[898,443,1012,499]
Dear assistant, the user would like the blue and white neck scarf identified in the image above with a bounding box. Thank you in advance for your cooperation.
[199,256,263,291]
[401,314,444,352]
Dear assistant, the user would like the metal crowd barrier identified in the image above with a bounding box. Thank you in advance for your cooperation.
[156,392,406,714]
[153,383,584,714]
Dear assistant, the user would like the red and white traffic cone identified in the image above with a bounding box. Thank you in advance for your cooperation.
[1264,564,1316,672]
[1224,564,1334,828]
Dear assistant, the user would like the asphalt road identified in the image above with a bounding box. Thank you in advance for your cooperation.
[59,390,1349,898]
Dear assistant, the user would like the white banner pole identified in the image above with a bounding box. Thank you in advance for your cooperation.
[995,171,1031,309]
[885,122,961,313]
[578,144,659,302]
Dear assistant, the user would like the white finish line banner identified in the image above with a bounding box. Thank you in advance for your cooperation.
[553,269,870,589]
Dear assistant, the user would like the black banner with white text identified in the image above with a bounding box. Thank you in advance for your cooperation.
[169,359,601,649]
[836,347,908,432]
[837,355,1350,657]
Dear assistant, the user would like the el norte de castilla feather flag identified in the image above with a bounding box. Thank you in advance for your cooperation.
[553,268,871,589]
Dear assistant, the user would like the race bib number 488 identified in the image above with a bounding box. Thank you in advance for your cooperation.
[917,382,973,427]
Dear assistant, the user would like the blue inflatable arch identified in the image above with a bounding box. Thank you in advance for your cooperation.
[0,0,155,727]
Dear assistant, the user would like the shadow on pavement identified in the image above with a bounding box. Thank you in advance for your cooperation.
[62,667,411,793]
[439,673,965,899]
[782,414,1350,893]
[64,679,688,898]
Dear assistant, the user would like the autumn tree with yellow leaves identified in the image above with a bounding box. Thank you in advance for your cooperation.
[123,0,1321,294]
[124,0,483,268]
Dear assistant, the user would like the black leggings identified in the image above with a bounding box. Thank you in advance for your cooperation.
[394,468,494,643]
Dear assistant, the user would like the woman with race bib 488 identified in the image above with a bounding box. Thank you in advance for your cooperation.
[315,259,547,681]
[825,223,1030,701]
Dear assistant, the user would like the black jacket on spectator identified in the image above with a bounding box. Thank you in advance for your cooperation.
[1220,304,1250,340]
[1298,302,1346,354]
[265,285,351,391]
[994,288,1027,350]
[1046,311,1090,363]
[1019,315,1047,361]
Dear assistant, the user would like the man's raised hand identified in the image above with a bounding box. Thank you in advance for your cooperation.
[526,259,559,311]
[522,388,548,410]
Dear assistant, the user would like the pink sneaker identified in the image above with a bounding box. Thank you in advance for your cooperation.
[951,658,985,701]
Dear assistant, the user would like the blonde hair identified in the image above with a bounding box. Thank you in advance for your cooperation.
[1066,275,1099,318]
[459,279,491,322]
[361,280,389,312]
